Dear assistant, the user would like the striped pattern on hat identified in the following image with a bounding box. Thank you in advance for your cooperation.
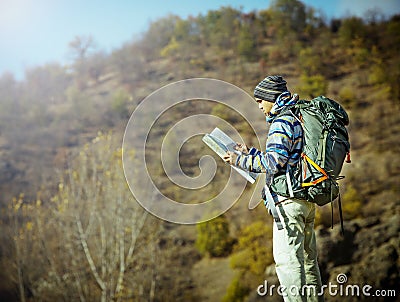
[254,75,288,103]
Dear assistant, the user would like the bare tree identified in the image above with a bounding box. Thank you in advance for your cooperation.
[68,35,98,88]
[7,132,159,301]
[68,35,97,63]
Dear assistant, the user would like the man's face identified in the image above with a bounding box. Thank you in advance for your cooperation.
[256,98,274,116]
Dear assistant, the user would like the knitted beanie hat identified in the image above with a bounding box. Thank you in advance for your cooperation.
[253,75,288,103]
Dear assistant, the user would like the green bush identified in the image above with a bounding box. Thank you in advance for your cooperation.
[338,85,356,108]
[342,185,362,220]
[368,63,386,85]
[195,214,234,257]
[237,25,256,61]
[222,273,250,302]
[210,103,242,123]
[111,89,130,119]
[223,221,273,302]
[296,74,328,98]
[298,47,321,76]
[314,206,333,228]
[230,221,273,275]
[338,16,366,48]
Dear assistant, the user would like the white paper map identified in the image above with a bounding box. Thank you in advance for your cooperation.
[202,127,258,184]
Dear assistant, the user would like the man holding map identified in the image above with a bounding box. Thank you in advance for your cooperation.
[223,75,324,302]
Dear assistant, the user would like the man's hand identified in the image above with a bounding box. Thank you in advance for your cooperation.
[223,142,248,165]
[223,151,238,165]
[235,143,249,154]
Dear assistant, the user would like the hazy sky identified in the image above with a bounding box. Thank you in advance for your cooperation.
[1,0,399,80]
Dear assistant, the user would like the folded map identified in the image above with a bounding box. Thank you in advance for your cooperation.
[202,127,258,184]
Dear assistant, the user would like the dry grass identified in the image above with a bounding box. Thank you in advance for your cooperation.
[192,257,236,302]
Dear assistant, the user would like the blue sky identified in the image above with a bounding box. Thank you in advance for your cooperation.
[1,0,399,80]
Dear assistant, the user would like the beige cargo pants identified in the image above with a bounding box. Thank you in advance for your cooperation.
[273,199,324,302]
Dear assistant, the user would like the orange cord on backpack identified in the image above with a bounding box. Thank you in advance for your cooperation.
[345,152,351,163]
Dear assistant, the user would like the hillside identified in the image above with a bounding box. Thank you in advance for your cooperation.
[0,1,399,301]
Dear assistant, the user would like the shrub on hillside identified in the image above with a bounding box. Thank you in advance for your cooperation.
[230,221,273,275]
[296,74,328,98]
[195,214,234,257]
[222,220,273,301]
[338,85,356,108]
[222,273,250,302]
[342,185,362,220]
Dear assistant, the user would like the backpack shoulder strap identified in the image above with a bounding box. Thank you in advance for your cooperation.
[276,104,302,123]
[288,108,303,125]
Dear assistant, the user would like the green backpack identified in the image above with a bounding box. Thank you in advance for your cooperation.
[270,96,351,230]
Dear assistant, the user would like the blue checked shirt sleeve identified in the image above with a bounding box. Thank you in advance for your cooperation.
[236,115,302,186]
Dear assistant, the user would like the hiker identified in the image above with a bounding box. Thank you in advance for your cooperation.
[223,75,324,301]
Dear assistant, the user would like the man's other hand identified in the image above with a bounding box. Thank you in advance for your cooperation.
[235,143,249,154]
[223,151,238,165]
